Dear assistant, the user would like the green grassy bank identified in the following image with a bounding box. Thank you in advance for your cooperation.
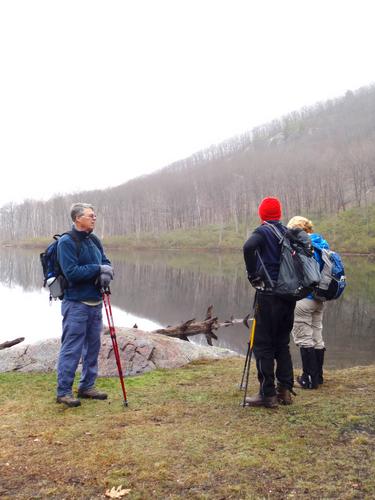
[315,205,375,254]
[1,359,375,499]
[104,205,375,253]
[5,205,375,254]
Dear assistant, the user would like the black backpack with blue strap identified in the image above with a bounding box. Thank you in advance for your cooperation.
[259,223,322,300]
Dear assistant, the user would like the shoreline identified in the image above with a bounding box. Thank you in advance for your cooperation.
[1,241,374,257]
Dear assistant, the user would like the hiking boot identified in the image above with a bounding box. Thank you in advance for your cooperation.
[77,387,108,400]
[244,393,278,408]
[276,384,293,405]
[56,394,81,408]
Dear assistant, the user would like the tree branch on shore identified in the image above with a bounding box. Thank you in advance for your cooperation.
[0,337,25,350]
[152,306,247,345]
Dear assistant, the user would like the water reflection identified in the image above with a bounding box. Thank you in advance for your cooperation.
[0,248,374,368]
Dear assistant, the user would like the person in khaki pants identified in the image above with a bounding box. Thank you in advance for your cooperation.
[287,216,329,389]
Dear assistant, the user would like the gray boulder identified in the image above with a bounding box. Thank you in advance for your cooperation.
[0,327,238,376]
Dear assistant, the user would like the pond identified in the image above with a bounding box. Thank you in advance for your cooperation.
[0,248,374,369]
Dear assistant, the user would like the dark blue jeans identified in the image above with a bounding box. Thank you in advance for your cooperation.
[57,300,102,397]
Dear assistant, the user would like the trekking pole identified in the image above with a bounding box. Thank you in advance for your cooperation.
[102,289,128,407]
[241,252,270,405]
[239,313,252,390]
[239,286,260,391]
[242,312,257,407]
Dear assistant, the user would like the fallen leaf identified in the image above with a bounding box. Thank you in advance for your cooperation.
[105,485,131,498]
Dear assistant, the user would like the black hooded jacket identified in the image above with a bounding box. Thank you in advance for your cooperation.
[243,220,287,285]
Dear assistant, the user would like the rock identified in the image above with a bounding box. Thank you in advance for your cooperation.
[0,327,239,376]
[0,338,60,373]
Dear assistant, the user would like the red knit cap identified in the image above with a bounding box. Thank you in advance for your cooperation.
[258,197,282,221]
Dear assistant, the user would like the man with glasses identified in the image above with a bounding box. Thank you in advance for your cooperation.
[56,202,114,407]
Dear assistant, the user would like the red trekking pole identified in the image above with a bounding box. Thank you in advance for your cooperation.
[102,289,128,407]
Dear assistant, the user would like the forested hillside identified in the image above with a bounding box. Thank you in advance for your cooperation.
[1,84,375,241]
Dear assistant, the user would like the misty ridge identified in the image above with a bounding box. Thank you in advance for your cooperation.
[1,84,375,241]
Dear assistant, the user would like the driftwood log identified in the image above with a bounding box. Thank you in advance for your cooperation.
[152,306,246,346]
[0,337,25,350]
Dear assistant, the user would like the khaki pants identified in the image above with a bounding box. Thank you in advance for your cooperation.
[292,298,325,349]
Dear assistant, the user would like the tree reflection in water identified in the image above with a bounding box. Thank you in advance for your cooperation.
[0,248,373,368]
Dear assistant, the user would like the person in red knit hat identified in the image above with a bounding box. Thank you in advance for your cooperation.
[243,196,296,407]
[258,197,282,222]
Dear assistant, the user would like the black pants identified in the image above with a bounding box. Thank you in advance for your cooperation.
[253,293,296,396]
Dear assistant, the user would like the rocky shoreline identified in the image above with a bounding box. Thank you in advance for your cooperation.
[0,327,239,376]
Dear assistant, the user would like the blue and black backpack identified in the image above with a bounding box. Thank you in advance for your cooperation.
[40,231,101,300]
[313,248,346,301]
[40,233,71,288]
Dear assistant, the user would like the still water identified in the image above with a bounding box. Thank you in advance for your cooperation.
[0,248,374,369]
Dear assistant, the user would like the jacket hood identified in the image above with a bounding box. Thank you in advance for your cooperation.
[310,233,329,251]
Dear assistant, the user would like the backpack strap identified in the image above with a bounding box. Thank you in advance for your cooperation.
[263,221,284,243]
[255,249,275,289]
[66,231,81,256]
[89,233,103,253]
[71,231,104,256]
[58,231,103,261]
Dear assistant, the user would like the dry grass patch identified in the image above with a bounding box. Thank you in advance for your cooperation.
[1,360,375,499]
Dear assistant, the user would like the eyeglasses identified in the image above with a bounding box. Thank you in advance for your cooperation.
[80,213,97,219]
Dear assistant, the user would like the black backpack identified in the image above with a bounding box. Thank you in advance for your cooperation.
[258,224,321,301]
[40,231,101,301]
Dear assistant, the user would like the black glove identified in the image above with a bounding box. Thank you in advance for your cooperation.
[99,265,114,289]
[248,274,264,290]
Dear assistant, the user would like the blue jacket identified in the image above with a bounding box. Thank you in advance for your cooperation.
[310,233,330,268]
[57,226,111,301]
[307,232,329,299]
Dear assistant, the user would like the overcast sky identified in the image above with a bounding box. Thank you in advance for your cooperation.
[0,0,374,207]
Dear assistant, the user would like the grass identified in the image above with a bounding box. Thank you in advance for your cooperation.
[314,204,375,254]
[1,360,375,499]
[100,205,375,254]
[103,223,251,251]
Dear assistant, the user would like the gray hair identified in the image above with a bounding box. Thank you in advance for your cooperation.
[70,202,95,222]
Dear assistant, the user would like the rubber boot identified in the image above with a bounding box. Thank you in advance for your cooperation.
[315,348,325,385]
[296,347,319,389]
